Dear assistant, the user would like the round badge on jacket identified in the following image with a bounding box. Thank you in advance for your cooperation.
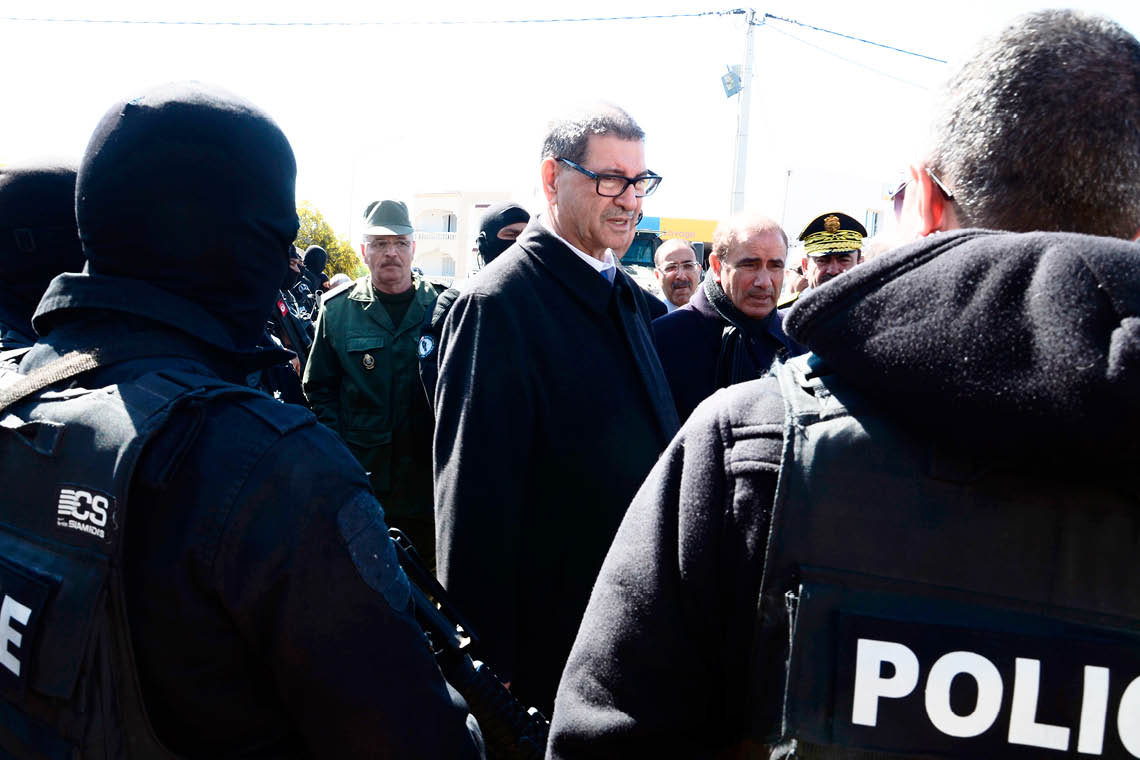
[362,353,375,370]
[418,335,436,359]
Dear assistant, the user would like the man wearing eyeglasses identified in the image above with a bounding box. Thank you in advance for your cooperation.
[653,238,701,312]
[433,103,679,717]
[550,10,1140,758]
[304,199,440,561]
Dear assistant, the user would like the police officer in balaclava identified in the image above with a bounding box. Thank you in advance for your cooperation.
[0,81,481,758]
[417,202,531,402]
[0,162,85,358]
[302,243,329,290]
[475,202,530,266]
[288,243,328,319]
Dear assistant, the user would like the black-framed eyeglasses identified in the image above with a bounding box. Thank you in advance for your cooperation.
[892,167,955,220]
[558,158,663,198]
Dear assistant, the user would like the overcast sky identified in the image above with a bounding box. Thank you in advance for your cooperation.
[3,0,1137,238]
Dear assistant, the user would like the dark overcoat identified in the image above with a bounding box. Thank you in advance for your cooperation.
[652,282,803,423]
[433,220,679,715]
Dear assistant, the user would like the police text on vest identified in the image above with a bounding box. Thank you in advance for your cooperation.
[0,595,31,677]
[852,638,1140,756]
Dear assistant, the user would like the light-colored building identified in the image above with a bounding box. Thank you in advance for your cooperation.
[411,191,515,284]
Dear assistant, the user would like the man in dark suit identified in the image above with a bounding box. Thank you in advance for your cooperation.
[433,102,679,717]
[653,212,804,423]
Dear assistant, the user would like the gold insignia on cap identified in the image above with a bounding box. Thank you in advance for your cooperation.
[362,353,375,370]
[824,215,841,234]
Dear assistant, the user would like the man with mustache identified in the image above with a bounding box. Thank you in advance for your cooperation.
[779,211,867,307]
[304,199,439,561]
[433,102,679,717]
[652,212,804,423]
[653,238,701,312]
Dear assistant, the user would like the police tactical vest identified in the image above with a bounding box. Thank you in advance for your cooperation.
[748,355,1140,759]
[0,359,266,759]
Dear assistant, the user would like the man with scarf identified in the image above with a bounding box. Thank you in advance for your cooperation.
[652,212,804,423]
[549,10,1140,758]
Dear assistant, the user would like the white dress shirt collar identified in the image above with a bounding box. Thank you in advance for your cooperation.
[538,214,617,284]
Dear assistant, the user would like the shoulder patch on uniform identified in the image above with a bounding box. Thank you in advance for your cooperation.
[417,334,436,359]
[323,279,357,302]
[777,291,800,309]
[55,484,117,542]
[231,394,316,436]
[337,491,411,612]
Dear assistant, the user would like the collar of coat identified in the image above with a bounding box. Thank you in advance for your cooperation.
[513,220,638,315]
[33,272,294,368]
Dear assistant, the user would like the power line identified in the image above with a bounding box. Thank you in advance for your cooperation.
[0,9,745,28]
[762,22,932,91]
[1,7,948,67]
[761,13,947,64]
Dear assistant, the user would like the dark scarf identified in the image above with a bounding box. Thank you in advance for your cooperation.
[703,276,784,387]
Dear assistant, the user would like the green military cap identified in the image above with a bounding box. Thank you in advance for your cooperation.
[798,212,867,257]
[362,199,413,236]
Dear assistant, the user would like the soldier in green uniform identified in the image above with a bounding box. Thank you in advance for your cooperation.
[303,200,439,560]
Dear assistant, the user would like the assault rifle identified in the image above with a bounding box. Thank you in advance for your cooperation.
[388,529,549,760]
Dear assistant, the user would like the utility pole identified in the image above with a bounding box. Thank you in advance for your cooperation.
[729,8,757,215]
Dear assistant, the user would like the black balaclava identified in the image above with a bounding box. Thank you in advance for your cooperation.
[303,245,328,281]
[77,81,299,349]
[282,246,303,290]
[476,202,530,264]
[0,162,85,330]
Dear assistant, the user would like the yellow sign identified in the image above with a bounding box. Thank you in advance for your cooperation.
[657,217,718,243]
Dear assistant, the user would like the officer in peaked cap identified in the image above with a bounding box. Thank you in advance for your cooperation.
[779,211,867,307]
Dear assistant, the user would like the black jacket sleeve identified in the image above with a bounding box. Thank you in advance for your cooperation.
[433,291,536,683]
[220,431,482,758]
[548,380,785,758]
[130,407,483,759]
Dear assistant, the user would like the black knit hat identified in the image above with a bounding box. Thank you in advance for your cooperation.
[303,244,328,275]
[76,81,299,348]
[0,161,85,327]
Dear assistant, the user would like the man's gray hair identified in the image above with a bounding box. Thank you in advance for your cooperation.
[929,9,1140,239]
[541,103,645,163]
[712,213,788,259]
